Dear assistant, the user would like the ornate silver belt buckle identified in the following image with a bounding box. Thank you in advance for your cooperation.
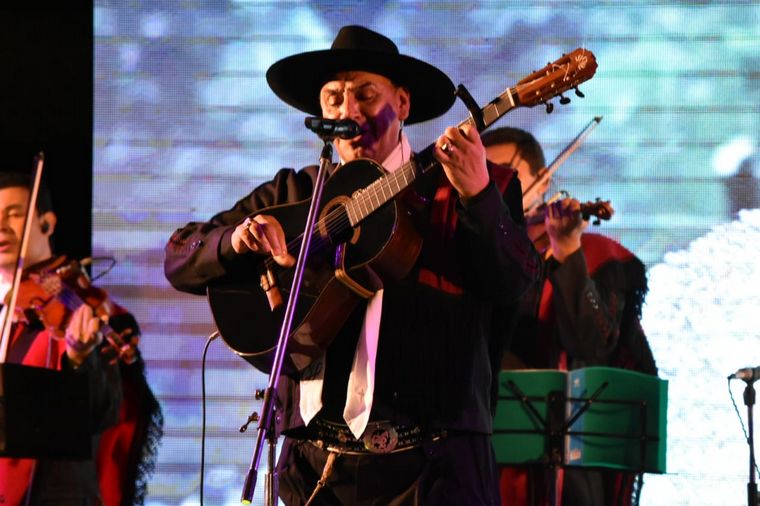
[362,421,399,454]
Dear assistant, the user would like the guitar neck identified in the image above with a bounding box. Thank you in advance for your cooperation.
[343,47,598,226]
[344,85,520,226]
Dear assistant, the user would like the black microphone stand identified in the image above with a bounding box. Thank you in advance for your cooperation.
[744,379,758,506]
[239,131,336,505]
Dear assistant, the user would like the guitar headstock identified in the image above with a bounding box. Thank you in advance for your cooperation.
[515,48,598,112]
[580,199,614,225]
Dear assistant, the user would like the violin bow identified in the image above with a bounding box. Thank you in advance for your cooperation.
[523,116,603,214]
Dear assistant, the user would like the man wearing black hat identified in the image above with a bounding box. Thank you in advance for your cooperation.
[165,25,539,505]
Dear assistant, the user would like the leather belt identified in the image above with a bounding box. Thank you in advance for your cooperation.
[307,419,445,455]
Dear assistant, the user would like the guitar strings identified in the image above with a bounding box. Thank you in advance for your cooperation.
[261,159,419,272]
[262,204,350,272]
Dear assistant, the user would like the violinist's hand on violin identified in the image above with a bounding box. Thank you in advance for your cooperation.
[231,214,295,267]
[545,197,588,263]
[434,124,489,199]
[65,305,105,366]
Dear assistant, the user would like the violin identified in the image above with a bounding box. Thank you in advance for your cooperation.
[11,255,139,364]
[526,198,614,255]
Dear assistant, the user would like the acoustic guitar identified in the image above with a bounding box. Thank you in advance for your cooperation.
[207,48,598,373]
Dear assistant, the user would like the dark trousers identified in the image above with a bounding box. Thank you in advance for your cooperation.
[277,432,500,506]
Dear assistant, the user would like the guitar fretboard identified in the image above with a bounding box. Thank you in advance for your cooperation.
[343,85,519,226]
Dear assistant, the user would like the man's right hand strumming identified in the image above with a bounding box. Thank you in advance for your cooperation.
[231,214,295,267]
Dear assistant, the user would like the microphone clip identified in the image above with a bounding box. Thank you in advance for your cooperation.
[305,117,361,140]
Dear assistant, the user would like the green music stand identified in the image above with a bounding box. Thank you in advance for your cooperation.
[493,367,668,505]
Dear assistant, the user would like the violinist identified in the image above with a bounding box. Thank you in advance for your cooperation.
[165,25,538,505]
[480,127,658,506]
[0,172,161,506]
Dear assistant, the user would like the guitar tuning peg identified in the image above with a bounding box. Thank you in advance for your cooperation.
[544,101,554,114]
[592,217,601,226]
[559,94,571,105]
[574,87,585,98]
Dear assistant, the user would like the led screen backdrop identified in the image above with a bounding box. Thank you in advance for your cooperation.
[93,2,760,504]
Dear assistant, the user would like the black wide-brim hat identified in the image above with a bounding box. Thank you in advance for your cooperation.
[266,25,456,125]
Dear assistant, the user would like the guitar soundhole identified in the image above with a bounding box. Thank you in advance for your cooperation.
[319,196,359,245]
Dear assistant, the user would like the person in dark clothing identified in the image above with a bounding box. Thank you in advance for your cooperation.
[0,171,162,506]
[482,127,658,506]
[164,25,539,506]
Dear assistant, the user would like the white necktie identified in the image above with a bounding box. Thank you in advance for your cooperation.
[343,289,383,438]
[298,291,383,438]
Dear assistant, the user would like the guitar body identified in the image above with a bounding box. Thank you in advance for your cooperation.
[208,159,423,374]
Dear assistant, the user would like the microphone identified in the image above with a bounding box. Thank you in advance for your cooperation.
[305,117,361,139]
[728,366,760,382]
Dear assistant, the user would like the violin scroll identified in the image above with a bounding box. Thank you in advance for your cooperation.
[579,198,614,225]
